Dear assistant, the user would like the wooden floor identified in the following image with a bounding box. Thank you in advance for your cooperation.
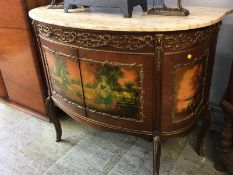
[0,102,229,175]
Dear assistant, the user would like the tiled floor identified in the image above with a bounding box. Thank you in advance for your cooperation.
[0,102,229,175]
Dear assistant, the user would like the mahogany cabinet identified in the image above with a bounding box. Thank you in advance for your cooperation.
[0,0,52,119]
[29,6,232,175]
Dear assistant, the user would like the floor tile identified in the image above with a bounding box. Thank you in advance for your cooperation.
[0,104,30,132]
[44,139,115,175]
[108,144,153,175]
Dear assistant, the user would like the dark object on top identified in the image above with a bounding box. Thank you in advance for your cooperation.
[63,0,148,18]
[48,0,64,9]
[148,0,189,16]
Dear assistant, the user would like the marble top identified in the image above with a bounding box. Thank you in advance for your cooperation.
[29,6,233,32]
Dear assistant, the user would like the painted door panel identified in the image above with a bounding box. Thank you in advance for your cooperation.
[160,43,213,135]
[78,49,154,132]
[40,39,86,117]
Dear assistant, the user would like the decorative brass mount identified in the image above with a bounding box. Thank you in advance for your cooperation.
[148,0,189,16]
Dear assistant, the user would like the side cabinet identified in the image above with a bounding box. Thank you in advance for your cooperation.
[0,0,53,119]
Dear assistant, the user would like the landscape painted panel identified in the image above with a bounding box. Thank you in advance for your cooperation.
[80,59,143,121]
[44,49,84,107]
[172,58,206,122]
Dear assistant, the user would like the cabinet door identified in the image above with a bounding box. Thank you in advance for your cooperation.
[161,44,212,135]
[78,49,154,134]
[40,39,86,118]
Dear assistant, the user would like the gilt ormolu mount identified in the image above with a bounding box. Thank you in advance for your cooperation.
[148,0,189,16]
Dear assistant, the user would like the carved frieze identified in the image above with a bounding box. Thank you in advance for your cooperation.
[164,23,221,54]
[33,22,153,51]
[34,21,221,54]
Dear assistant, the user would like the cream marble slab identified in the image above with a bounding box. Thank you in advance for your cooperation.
[29,6,233,32]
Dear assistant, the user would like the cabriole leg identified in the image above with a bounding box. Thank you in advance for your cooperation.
[46,96,62,142]
[153,134,161,175]
[196,107,212,156]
